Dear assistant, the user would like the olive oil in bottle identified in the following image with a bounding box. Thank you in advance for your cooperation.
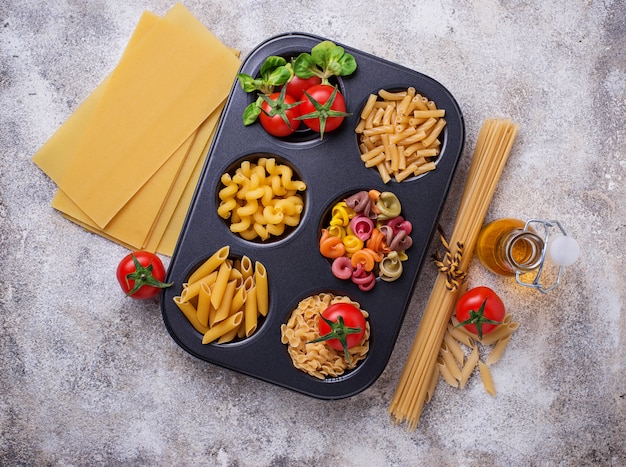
[476,218,544,276]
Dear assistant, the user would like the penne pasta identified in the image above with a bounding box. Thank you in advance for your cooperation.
[174,297,208,334]
[187,246,230,284]
[202,311,244,344]
[486,335,511,365]
[460,346,479,388]
[440,342,462,382]
[196,282,212,327]
[255,261,269,316]
[425,364,440,403]
[480,322,519,346]
[444,331,465,365]
[244,284,258,337]
[212,279,237,325]
[446,324,473,347]
[437,356,459,388]
[180,271,217,303]
[210,260,233,309]
[175,247,270,344]
[478,361,496,396]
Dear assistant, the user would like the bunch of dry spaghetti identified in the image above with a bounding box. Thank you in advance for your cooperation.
[388,118,519,430]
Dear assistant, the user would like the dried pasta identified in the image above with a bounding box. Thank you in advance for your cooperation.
[389,118,518,430]
[280,293,370,380]
[356,88,446,183]
[320,190,413,291]
[434,313,519,396]
[478,361,496,396]
[486,335,511,365]
[217,157,306,241]
[173,247,269,344]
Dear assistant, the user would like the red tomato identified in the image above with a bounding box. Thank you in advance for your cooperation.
[116,251,172,299]
[455,286,505,339]
[284,75,322,100]
[313,303,366,361]
[298,84,349,137]
[259,91,301,137]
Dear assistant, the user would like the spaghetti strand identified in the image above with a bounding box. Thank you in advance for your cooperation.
[388,118,518,430]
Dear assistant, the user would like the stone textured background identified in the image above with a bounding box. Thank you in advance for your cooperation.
[1,1,624,466]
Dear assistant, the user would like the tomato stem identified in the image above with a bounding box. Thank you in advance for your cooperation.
[296,85,351,139]
[454,296,503,340]
[308,313,362,363]
[259,84,301,130]
[125,253,173,297]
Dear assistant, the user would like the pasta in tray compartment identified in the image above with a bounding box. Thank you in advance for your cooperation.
[217,156,306,241]
[319,189,413,291]
[173,246,269,344]
[356,87,446,183]
[280,293,370,380]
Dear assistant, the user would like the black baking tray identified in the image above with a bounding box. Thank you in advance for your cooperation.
[161,32,464,399]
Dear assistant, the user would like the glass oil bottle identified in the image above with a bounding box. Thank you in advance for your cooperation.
[475,218,579,293]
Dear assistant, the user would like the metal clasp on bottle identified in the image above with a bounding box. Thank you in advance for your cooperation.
[516,219,579,293]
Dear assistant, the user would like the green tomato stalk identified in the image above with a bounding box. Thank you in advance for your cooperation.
[296,85,351,139]
[454,297,503,340]
[308,313,362,363]
[258,84,301,129]
[124,253,172,297]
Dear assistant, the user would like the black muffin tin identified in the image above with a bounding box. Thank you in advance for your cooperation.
[161,32,464,399]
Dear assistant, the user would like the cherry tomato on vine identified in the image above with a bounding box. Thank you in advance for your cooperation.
[284,75,322,100]
[309,302,366,362]
[258,90,302,137]
[297,84,350,138]
[116,251,172,300]
[455,286,505,339]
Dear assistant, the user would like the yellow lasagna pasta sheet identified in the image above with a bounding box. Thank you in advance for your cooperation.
[32,4,241,254]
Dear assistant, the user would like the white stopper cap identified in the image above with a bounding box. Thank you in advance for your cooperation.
[549,235,580,267]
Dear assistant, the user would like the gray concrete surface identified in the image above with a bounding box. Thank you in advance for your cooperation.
[1,1,624,466]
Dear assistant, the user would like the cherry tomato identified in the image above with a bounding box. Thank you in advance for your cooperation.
[455,286,505,339]
[116,251,172,299]
[310,302,366,362]
[298,84,349,137]
[258,91,301,137]
[284,75,322,100]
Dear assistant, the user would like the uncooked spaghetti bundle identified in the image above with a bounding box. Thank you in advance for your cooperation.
[388,118,519,430]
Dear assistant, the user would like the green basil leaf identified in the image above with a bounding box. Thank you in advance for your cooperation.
[266,66,292,86]
[310,41,337,69]
[293,53,317,78]
[242,100,262,125]
[237,73,259,93]
[259,56,287,79]
[337,52,357,76]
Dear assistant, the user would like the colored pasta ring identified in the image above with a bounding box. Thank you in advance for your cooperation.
[375,192,402,220]
[349,214,375,241]
[351,264,376,291]
[379,251,403,282]
[331,256,354,280]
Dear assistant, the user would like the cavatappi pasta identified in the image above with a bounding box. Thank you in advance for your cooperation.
[356,88,446,183]
[280,293,370,380]
[173,246,269,344]
[217,157,306,241]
